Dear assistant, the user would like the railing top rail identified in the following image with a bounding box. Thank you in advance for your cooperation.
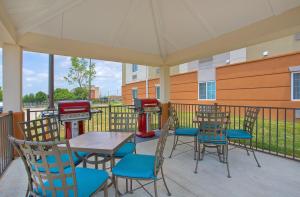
[171,103,299,110]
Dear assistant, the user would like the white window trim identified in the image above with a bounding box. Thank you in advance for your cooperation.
[291,72,300,101]
[132,87,138,100]
[155,84,160,100]
[198,80,216,101]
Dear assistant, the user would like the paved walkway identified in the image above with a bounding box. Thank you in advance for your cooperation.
[1,135,300,197]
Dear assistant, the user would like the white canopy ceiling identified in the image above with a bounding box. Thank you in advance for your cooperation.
[1,0,300,66]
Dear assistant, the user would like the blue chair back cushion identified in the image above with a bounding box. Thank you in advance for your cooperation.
[114,142,136,157]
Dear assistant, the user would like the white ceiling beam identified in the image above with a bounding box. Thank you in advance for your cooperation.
[0,1,16,43]
[182,0,217,38]
[150,0,167,60]
[17,0,85,36]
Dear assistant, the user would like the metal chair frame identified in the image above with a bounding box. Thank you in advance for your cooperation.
[194,111,231,178]
[114,118,172,197]
[228,107,261,167]
[169,106,198,160]
[9,137,108,197]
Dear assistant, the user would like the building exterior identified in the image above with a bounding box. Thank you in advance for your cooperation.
[122,34,300,109]
[90,86,100,99]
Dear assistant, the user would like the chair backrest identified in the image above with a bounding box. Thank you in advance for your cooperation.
[9,136,78,197]
[168,106,179,129]
[243,107,260,133]
[197,112,229,143]
[154,118,170,175]
[198,104,221,113]
[19,117,60,142]
[109,112,138,133]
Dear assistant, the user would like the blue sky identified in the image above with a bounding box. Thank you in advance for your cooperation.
[0,48,122,96]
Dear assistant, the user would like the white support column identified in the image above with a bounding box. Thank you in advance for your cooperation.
[2,43,22,112]
[160,66,170,103]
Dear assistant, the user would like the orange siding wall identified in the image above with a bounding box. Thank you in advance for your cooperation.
[122,52,300,108]
[122,81,146,105]
[216,52,300,108]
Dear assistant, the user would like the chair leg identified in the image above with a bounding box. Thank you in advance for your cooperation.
[161,167,171,196]
[129,179,133,194]
[115,176,119,197]
[154,180,158,197]
[103,182,108,197]
[251,145,261,167]
[194,143,201,173]
[225,144,231,178]
[169,135,178,158]
[244,141,250,156]
[126,178,129,193]
[194,136,197,160]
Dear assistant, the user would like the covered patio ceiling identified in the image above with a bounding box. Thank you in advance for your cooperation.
[1,0,300,67]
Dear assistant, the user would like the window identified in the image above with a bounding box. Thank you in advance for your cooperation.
[132,88,138,99]
[198,81,216,100]
[155,85,160,99]
[132,64,138,72]
[292,72,300,100]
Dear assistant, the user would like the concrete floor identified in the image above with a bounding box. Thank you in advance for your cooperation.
[1,136,300,197]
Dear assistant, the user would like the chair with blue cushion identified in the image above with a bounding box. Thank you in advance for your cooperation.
[9,137,109,197]
[18,117,89,167]
[194,111,231,178]
[225,107,261,167]
[112,118,171,197]
[169,106,198,159]
[109,111,138,158]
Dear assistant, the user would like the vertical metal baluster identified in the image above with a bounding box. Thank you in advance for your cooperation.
[262,108,265,151]
[284,109,287,157]
[276,108,279,155]
[268,108,271,153]
[255,107,258,150]
[292,109,296,159]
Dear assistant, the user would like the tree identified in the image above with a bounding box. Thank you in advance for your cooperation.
[73,87,88,100]
[23,93,36,103]
[54,88,75,101]
[35,91,47,103]
[0,87,3,101]
[64,57,96,88]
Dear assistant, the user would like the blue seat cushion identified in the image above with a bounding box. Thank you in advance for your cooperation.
[198,134,227,144]
[175,128,198,136]
[112,154,156,179]
[34,151,88,173]
[36,167,109,197]
[225,129,252,139]
[114,142,136,157]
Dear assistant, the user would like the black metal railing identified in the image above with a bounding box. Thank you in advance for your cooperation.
[25,105,160,135]
[0,111,13,177]
[171,103,300,161]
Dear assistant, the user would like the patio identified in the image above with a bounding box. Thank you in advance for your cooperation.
[1,135,300,197]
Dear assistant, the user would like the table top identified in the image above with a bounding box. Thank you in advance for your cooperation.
[67,131,133,155]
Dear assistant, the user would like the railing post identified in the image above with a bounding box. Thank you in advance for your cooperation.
[26,108,31,122]
[108,105,112,131]
[8,111,13,160]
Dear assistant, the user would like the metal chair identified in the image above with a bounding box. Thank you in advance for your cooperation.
[18,117,88,167]
[112,118,171,197]
[169,106,198,160]
[195,111,231,178]
[225,107,261,167]
[109,112,138,158]
[9,136,109,197]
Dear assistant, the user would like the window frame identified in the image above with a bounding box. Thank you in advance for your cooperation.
[132,88,138,100]
[155,85,160,100]
[291,72,300,101]
[132,64,138,72]
[198,80,216,101]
